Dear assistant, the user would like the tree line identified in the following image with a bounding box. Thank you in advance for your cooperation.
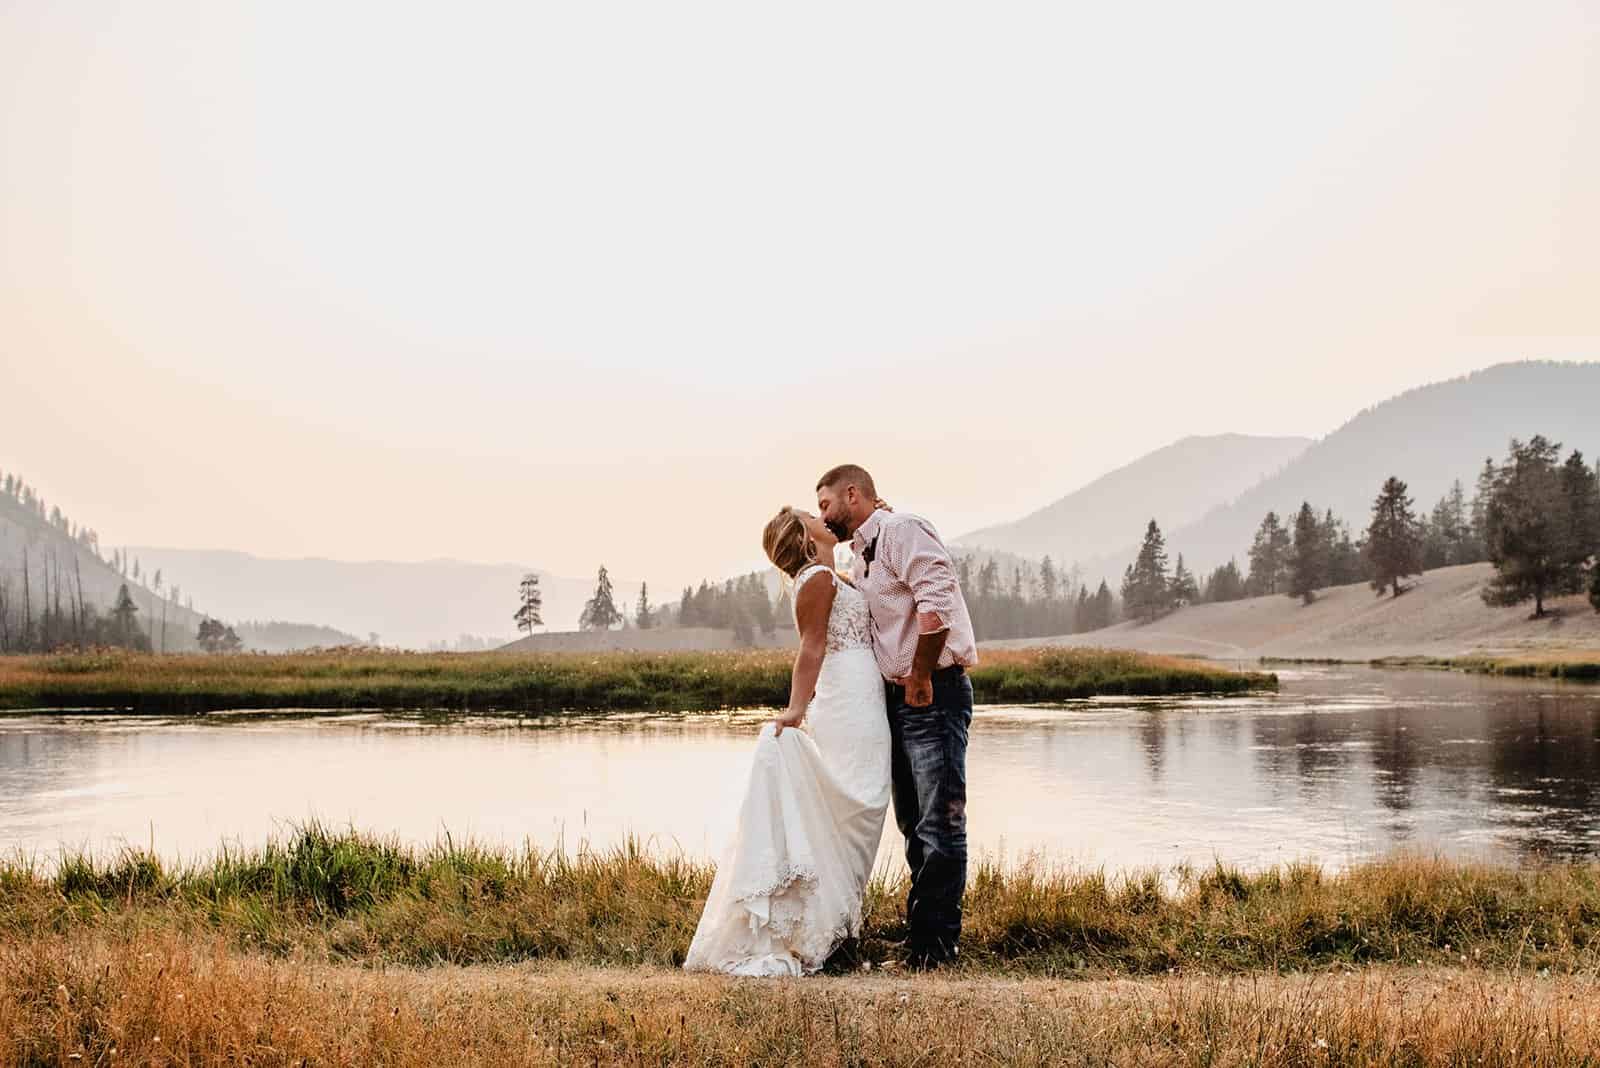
[1115,435,1600,623]
[1,464,206,653]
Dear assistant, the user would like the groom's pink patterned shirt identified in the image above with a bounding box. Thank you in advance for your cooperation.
[850,509,978,682]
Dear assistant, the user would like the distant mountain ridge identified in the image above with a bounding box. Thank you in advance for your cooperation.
[1077,360,1600,582]
[957,433,1312,564]
[124,548,650,649]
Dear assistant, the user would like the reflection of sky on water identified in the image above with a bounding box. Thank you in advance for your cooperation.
[1,667,1597,874]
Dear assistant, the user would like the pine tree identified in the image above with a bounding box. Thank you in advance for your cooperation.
[1124,520,1171,623]
[1481,437,1578,618]
[1470,457,1496,560]
[1169,554,1198,605]
[111,583,139,643]
[678,586,696,627]
[1321,509,1363,586]
[635,583,653,629]
[749,577,776,637]
[1289,501,1326,604]
[579,565,623,631]
[1365,476,1424,598]
[513,573,543,636]
[1560,450,1600,580]
[1203,559,1246,603]
[1247,512,1290,595]
[1093,580,1115,629]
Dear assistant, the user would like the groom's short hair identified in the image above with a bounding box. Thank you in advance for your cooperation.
[817,464,877,499]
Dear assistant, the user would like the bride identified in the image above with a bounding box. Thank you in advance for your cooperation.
[682,505,891,976]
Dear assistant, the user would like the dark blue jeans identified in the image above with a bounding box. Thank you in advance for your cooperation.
[885,665,972,961]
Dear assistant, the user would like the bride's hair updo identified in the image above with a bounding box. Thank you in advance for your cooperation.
[763,506,817,577]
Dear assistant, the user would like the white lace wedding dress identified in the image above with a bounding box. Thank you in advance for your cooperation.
[683,564,891,976]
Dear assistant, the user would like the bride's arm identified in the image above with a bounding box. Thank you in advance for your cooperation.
[773,571,836,736]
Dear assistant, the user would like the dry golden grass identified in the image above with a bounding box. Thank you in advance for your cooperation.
[3,930,1598,1066]
[0,646,1275,714]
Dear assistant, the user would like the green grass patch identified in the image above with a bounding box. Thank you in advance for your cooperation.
[0,647,1275,715]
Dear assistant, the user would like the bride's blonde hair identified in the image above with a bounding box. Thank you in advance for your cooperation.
[763,506,817,577]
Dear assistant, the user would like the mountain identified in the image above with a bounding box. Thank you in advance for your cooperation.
[1,481,208,651]
[123,549,651,649]
[1079,360,1600,582]
[957,434,1312,564]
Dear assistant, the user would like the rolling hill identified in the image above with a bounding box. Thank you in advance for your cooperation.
[1074,360,1600,583]
[1,482,208,651]
[956,434,1311,564]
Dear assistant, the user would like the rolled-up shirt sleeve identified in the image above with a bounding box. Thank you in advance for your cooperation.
[887,518,960,633]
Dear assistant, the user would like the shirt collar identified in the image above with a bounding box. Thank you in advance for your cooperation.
[852,507,886,552]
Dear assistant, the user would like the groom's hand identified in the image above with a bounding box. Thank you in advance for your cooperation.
[899,672,933,709]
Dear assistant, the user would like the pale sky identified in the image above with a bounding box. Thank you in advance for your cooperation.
[3,1,1596,591]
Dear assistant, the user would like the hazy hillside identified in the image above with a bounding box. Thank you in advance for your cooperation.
[992,562,1600,661]
[1,490,208,651]
[957,434,1311,564]
[499,625,796,654]
[231,620,365,653]
[125,549,652,649]
[1077,361,1600,582]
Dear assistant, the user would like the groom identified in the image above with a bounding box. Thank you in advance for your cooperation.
[816,464,977,969]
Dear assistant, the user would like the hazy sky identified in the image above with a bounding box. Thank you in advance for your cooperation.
[3,1,1596,591]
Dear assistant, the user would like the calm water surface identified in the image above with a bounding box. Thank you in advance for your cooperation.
[3,666,1598,874]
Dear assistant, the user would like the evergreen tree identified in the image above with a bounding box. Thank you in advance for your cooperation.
[1169,553,1198,605]
[1093,580,1115,629]
[579,565,623,631]
[1247,512,1290,595]
[1560,450,1600,580]
[513,572,543,636]
[1481,437,1581,617]
[1202,559,1246,603]
[1470,457,1496,560]
[749,577,776,637]
[635,582,653,629]
[1289,501,1326,604]
[111,583,139,643]
[1123,520,1171,623]
[1365,476,1424,598]
[1591,561,1600,614]
[775,587,794,630]
[1321,509,1363,586]
[678,586,696,626]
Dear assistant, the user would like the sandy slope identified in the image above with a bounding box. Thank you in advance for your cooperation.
[994,562,1600,661]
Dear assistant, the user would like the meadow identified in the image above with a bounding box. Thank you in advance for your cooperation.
[0,646,1276,714]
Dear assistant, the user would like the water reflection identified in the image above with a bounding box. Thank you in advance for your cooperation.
[1,667,1598,873]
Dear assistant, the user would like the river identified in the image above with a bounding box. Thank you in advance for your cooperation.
[2,666,1597,874]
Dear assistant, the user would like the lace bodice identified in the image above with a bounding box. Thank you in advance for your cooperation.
[793,565,873,653]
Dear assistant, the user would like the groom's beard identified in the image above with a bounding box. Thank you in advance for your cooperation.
[823,517,851,542]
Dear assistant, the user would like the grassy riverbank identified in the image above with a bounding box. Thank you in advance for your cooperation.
[0,647,1275,714]
[5,826,1596,977]
[1370,653,1600,682]
[6,828,1600,1065]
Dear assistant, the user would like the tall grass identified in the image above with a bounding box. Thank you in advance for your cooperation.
[0,646,1276,714]
[5,824,1596,977]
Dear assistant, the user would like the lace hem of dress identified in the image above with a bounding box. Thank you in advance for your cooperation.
[710,864,862,975]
